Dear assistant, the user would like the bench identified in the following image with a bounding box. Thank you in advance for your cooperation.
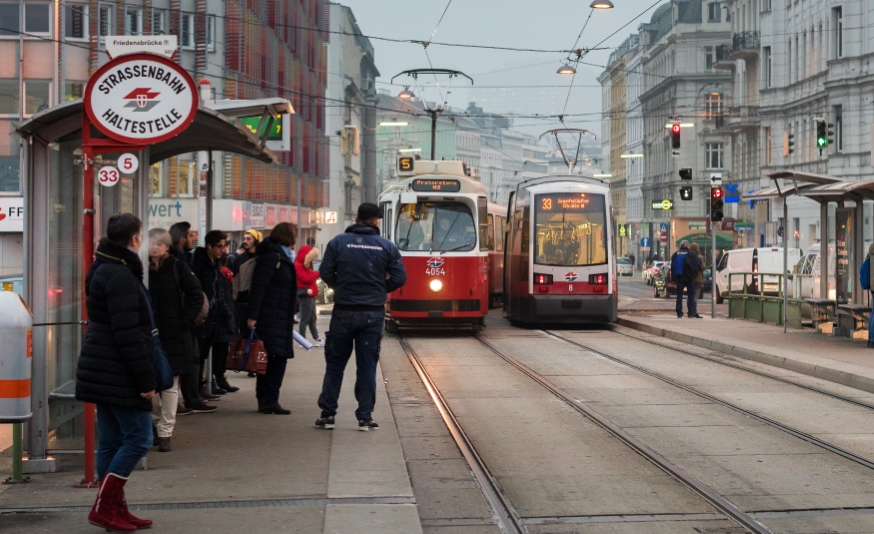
[836,304,871,340]
[805,298,836,334]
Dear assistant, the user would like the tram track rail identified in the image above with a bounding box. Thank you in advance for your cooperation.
[543,329,874,473]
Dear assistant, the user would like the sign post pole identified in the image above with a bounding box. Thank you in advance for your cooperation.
[712,220,717,319]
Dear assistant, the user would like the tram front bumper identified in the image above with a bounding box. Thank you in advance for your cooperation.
[527,294,617,323]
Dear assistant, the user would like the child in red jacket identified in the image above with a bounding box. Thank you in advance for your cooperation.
[295,245,324,346]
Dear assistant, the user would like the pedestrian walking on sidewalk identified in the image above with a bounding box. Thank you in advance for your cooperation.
[247,222,299,414]
[864,243,874,348]
[147,228,205,452]
[689,243,705,301]
[76,213,155,532]
[671,240,701,318]
[315,203,407,431]
[296,244,324,346]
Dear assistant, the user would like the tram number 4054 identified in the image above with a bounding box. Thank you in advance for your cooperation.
[425,267,446,276]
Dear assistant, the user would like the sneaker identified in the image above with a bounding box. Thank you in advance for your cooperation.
[677,314,684,318]
[358,420,379,432]
[689,314,703,318]
[191,403,217,413]
[315,416,335,429]
[314,339,325,347]
[177,405,193,416]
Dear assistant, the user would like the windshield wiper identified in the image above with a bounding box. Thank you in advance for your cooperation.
[442,242,475,252]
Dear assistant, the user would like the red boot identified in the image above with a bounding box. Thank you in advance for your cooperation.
[117,486,153,529]
[88,473,136,532]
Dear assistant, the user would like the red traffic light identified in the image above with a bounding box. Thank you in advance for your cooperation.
[711,187,724,199]
[671,123,681,134]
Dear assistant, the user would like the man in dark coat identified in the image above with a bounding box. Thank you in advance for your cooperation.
[247,222,298,414]
[193,230,238,397]
[148,228,207,451]
[76,213,155,531]
[315,203,407,431]
[671,240,701,318]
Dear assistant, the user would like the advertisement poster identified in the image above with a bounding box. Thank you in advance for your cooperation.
[835,209,853,305]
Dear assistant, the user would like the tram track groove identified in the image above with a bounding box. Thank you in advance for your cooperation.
[543,330,874,472]
[471,335,772,534]
[397,336,526,534]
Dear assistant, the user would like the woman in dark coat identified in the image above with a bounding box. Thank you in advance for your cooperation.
[247,222,298,414]
[76,213,155,532]
[148,228,205,452]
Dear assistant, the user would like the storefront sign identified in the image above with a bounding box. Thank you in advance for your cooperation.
[250,203,265,228]
[84,53,198,145]
[265,205,277,228]
[324,211,338,224]
[0,197,24,232]
[105,35,178,59]
[651,199,673,210]
[148,198,198,229]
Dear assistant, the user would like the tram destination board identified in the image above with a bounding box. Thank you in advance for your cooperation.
[411,179,461,193]
[539,193,595,212]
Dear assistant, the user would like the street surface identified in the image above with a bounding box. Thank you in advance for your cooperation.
[3,284,874,533]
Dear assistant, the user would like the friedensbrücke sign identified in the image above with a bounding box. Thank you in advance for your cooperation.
[84,53,197,144]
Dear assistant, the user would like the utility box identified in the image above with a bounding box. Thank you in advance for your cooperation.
[0,290,33,422]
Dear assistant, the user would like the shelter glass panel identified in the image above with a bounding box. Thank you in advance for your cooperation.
[534,193,607,267]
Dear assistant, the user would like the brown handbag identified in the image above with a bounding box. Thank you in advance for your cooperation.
[226,331,268,375]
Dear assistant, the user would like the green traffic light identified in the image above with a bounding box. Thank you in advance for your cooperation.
[817,137,828,147]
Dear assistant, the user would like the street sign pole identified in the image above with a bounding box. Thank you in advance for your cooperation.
[712,221,717,318]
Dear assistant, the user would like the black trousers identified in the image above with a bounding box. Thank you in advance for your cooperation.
[180,363,202,407]
[256,357,287,406]
[198,338,230,384]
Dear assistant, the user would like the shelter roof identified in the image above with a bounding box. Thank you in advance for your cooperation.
[14,100,275,164]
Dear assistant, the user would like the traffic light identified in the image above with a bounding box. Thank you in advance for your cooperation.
[680,186,693,201]
[828,122,835,145]
[710,187,724,222]
[678,168,692,181]
[671,123,681,149]
[816,120,828,148]
[788,133,795,154]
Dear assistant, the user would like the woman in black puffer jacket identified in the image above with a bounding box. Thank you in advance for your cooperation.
[247,222,298,414]
[76,213,155,532]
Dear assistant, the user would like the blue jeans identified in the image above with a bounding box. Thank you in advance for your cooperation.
[96,404,152,480]
[675,278,697,317]
[317,310,384,421]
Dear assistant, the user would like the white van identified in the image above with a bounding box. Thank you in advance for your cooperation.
[714,247,802,303]
[789,243,835,300]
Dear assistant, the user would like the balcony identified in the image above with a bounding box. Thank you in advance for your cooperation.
[726,105,760,130]
[729,31,760,60]
[714,44,735,71]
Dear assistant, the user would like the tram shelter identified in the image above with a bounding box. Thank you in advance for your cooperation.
[13,98,281,471]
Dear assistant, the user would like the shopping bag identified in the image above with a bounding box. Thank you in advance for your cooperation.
[226,331,268,375]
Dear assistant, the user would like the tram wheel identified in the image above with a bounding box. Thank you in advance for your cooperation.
[384,320,399,334]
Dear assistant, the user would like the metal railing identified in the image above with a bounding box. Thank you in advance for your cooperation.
[732,31,760,53]
[726,272,802,328]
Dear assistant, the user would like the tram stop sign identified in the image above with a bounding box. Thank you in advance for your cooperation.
[84,53,198,145]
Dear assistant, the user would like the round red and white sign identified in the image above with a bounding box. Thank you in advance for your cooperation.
[97,166,120,187]
[118,153,139,174]
[84,53,198,145]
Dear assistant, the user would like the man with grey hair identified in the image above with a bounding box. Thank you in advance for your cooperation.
[670,240,701,318]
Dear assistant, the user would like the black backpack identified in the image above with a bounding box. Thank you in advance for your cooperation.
[684,252,701,280]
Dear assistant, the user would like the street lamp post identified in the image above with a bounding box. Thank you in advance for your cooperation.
[392,69,473,160]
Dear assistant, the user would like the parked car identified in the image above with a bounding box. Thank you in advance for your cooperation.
[312,261,334,305]
[644,261,666,285]
[617,257,633,276]
[714,247,802,303]
[703,268,712,293]
[654,268,707,299]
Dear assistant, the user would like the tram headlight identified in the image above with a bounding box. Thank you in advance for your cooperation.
[429,279,443,292]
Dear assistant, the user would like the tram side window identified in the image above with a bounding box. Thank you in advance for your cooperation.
[496,216,504,252]
[534,193,607,267]
[487,214,495,251]
[395,202,477,252]
[478,198,489,252]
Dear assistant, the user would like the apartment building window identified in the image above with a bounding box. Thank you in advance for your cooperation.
[64,4,88,39]
[207,15,216,51]
[705,47,716,72]
[763,46,772,87]
[801,119,807,161]
[181,14,195,49]
[810,28,816,76]
[762,0,771,11]
[708,2,721,22]
[0,156,18,193]
[98,5,113,37]
[705,93,723,117]
[764,127,772,165]
[24,80,50,116]
[833,7,843,58]
[0,80,19,114]
[152,9,166,34]
[787,39,792,83]
[834,105,843,152]
[794,37,799,83]
[64,81,85,102]
[705,143,724,169]
[125,9,143,35]
[0,3,19,37]
[25,3,51,34]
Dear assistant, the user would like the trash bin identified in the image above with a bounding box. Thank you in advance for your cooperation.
[0,290,32,423]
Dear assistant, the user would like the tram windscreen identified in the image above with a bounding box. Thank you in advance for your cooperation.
[534,193,607,266]
[395,202,477,252]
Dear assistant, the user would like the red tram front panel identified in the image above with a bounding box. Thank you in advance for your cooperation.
[388,255,489,318]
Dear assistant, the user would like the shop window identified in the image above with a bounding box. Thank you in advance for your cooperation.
[25,3,50,34]
[176,161,195,197]
[150,162,163,197]
[24,80,51,116]
[0,156,19,193]
[0,3,19,37]
[64,81,85,102]
[64,4,88,39]
[0,79,19,114]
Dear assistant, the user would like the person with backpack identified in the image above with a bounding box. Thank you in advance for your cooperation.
[671,240,701,318]
[862,243,874,348]
[689,243,705,300]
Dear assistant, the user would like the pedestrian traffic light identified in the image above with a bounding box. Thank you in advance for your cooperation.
[710,187,724,222]
[680,186,693,201]
[671,123,681,150]
[816,120,828,148]
[679,168,692,181]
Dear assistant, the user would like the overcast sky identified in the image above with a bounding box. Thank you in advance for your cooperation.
[337,0,665,135]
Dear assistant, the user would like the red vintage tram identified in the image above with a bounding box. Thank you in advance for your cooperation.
[504,176,618,325]
[379,159,504,331]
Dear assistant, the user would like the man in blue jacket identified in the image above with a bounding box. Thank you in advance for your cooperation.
[316,203,407,431]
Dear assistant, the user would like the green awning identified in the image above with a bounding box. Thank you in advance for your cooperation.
[676,232,733,248]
